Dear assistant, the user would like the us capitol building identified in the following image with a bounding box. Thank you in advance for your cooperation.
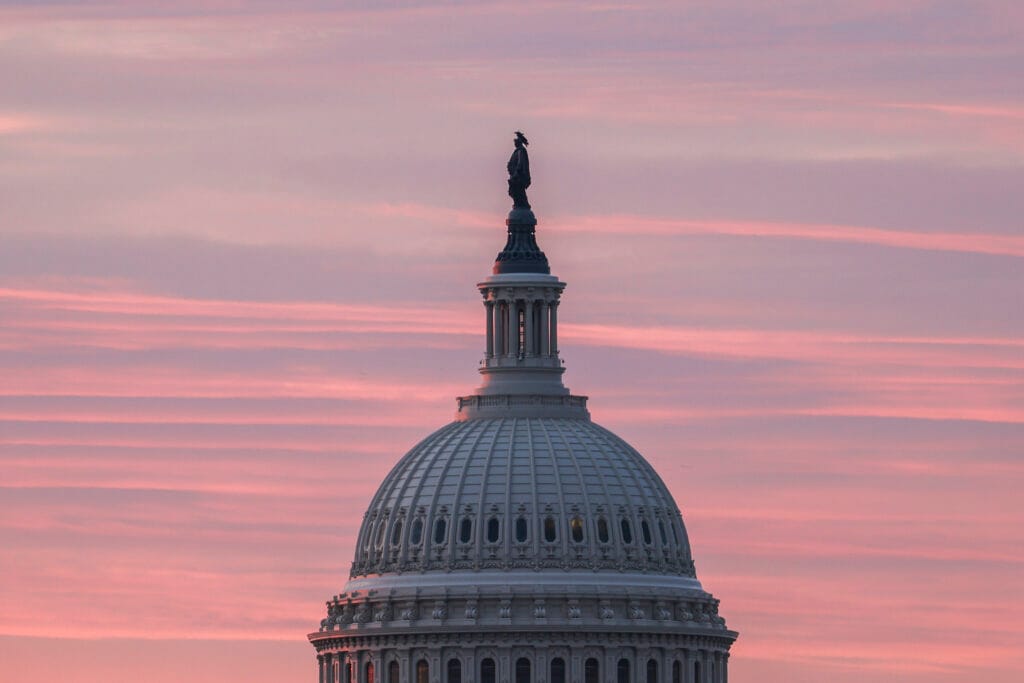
[309,135,738,683]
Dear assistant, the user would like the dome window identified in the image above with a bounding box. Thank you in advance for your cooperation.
[647,659,658,683]
[486,517,500,543]
[459,517,473,544]
[551,658,566,683]
[391,520,403,546]
[658,520,668,545]
[410,518,423,545]
[515,658,531,683]
[570,516,584,543]
[481,659,496,683]
[515,516,529,543]
[447,659,462,683]
[433,518,448,545]
[617,658,630,683]
[597,516,610,543]
[641,519,653,545]
[375,520,387,548]
[543,516,557,542]
[620,519,633,544]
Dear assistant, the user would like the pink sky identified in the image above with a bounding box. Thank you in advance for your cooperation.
[1,2,1022,682]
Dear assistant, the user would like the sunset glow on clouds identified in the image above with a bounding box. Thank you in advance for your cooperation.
[1,2,1023,683]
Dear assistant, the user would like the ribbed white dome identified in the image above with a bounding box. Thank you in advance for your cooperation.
[349,417,696,579]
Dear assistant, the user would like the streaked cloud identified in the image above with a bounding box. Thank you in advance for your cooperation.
[556,215,1024,258]
[1,1,1021,682]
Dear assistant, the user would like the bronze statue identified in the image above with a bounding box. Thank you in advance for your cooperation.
[507,131,531,209]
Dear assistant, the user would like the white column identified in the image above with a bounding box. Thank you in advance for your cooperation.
[539,301,550,356]
[485,300,494,358]
[524,300,535,356]
[549,301,559,356]
[506,301,517,358]
[499,649,512,683]
[401,651,411,683]
[494,302,505,357]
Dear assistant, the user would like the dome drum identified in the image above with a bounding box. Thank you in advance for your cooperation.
[313,633,732,683]
[314,584,729,635]
[312,586,735,683]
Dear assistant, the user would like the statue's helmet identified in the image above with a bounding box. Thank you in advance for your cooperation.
[514,131,529,145]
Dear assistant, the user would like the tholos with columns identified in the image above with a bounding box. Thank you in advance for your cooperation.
[528,303,535,355]
[484,300,494,358]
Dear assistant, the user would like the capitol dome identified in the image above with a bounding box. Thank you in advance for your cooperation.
[310,139,736,683]
[350,417,696,580]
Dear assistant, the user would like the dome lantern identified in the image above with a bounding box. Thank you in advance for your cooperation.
[465,204,585,416]
[460,135,588,417]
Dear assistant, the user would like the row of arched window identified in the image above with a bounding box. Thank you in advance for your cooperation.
[367,512,682,553]
[345,659,430,683]
[338,655,714,683]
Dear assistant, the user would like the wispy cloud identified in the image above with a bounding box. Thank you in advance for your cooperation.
[0,112,58,135]
[1,1,1022,680]
[555,215,1024,258]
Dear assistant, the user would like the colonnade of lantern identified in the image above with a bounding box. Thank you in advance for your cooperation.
[483,289,560,361]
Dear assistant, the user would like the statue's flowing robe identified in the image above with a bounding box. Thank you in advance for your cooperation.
[507,146,531,208]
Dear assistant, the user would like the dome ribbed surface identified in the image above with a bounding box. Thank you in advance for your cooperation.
[350,417,696,579]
